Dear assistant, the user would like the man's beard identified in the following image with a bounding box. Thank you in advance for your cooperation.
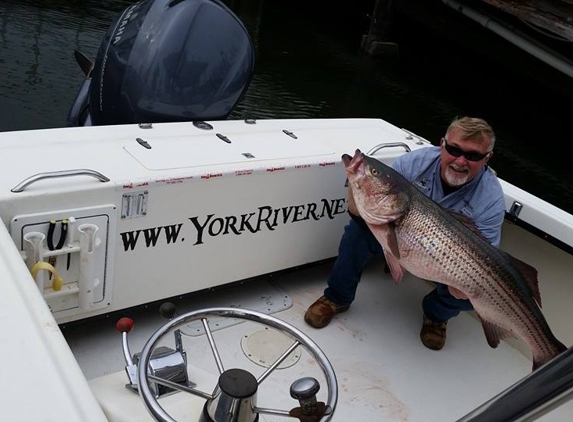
[444,164,470,187]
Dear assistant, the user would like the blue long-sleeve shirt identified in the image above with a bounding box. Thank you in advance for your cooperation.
[392,146,506,247]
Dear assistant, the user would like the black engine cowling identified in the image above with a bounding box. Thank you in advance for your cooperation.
[68,0,254,126]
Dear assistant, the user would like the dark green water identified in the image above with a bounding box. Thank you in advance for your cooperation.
[0,0,572,214]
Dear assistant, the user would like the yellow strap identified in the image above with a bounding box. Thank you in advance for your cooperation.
[30,262,63,291]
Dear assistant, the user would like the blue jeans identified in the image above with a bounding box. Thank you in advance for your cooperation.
[324,219,473,323]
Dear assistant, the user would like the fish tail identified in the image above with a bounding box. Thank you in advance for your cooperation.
[532,340,568,371]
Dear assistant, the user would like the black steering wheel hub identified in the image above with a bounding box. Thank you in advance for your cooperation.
[219,368,258,399]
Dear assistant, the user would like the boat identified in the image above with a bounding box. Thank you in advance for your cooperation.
[2,1,573,421]
[4,117,573,422]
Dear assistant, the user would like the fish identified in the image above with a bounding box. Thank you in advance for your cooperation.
[342,149,567,371]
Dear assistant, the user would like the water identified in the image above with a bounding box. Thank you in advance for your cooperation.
[0,0,572,214]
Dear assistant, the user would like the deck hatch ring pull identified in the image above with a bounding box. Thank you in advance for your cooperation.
[193,121,213,130]
[367,142,412,156]
[138,123,153,129]
[136,137,152,149]
[216,133,231,144]
[11,169,110,193]
[509,201,523,218]
[283,129,298,139]
[244,118,257,124]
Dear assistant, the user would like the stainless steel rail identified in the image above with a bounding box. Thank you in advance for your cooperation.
[457,346,573,422]
[367,142,411,156]
[11,169,110,192]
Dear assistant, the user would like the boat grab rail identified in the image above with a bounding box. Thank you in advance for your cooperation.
[367,142,411,156]
[11,169,110,193]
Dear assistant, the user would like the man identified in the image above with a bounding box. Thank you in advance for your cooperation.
[304,116,506,350]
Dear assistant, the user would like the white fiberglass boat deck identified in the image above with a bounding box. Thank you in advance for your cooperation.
[64,261,572,421]
[1,118,572,421]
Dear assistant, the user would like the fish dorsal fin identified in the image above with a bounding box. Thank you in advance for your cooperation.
[382,249,404,284]
[447,210,491,243]
[474,310,516,348]
[448,209,542,308]
[500,250,542,308]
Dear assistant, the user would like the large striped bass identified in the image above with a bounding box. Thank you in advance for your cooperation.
[343,149,566,371]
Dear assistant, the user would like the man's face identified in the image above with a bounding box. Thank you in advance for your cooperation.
[440,128,493,187]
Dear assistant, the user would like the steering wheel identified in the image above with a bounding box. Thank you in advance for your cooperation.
[137,307,338,422]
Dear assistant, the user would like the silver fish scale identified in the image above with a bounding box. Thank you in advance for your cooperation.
[393,188,561,361]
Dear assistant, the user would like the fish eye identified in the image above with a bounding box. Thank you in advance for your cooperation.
[370,167,380,176]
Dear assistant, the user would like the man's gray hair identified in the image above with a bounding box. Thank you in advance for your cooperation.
[446,116,496,151]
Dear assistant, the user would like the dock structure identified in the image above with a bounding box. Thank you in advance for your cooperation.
[362,0,400,56]
[437,0,573,78]
[366,0,573,80]
[480,0,573,42]
[363,0,573,58]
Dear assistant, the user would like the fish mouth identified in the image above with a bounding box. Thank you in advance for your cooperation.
[342,149,364,175]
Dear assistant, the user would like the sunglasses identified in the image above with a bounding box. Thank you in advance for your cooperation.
[442,138,491,162]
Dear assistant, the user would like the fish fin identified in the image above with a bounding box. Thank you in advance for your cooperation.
[448,210,542,307]
[449,209,543,308]
[475,311,516,348]
[447,211,491,242]
[383,250,404,284]
[500,251,542,308]
[385,222,401,259]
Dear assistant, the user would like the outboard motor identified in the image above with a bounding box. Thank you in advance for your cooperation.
[67,0,254,126]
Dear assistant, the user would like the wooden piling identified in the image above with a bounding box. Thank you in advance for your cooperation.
[362,0,399,56]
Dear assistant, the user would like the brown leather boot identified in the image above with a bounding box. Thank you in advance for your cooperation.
[304,296,349,328]
[420,314,447,350]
